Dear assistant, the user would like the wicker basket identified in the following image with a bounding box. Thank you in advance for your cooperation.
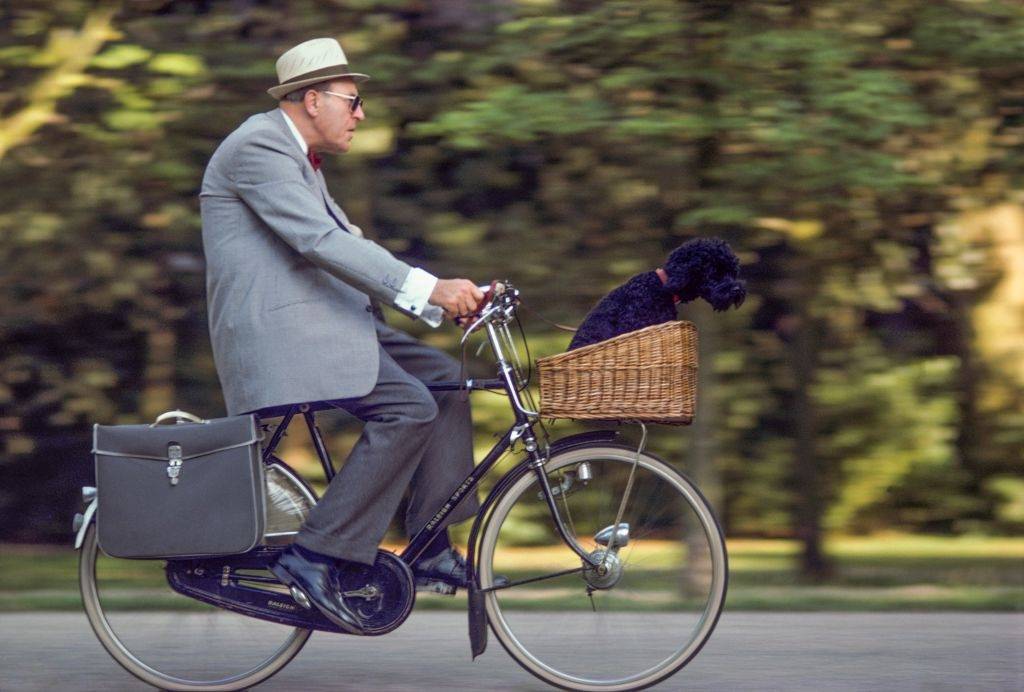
[536,321,698,425]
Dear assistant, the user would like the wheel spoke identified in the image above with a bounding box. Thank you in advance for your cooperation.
[80,525,309,691]
[482,566,585,592]
[479,447,727,690]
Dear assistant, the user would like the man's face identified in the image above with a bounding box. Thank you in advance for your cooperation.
[310,78,364,154]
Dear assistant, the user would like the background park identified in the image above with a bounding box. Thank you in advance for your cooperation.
[0,0,1022,630]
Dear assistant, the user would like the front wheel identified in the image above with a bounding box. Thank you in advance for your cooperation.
[477,444,728,691]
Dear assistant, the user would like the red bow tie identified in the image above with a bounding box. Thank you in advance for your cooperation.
[307,149,322,171]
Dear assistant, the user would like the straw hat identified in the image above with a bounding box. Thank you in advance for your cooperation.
[267,38,369,100]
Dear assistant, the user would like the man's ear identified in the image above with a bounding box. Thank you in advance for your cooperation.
[304,90,320,118]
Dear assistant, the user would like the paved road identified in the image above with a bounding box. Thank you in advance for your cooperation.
[1,612,1021,690]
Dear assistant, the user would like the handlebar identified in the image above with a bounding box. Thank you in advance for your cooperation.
[453,281,502,328]
[456,280,518,345]
[452,280,536,417]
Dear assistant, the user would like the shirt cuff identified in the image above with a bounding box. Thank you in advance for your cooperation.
[394,267,443,328]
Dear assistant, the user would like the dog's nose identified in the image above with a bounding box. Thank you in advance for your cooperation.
[730,282,746,307]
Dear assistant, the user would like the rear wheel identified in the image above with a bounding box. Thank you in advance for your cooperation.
[79,523,310,691]
[477,444,727,691]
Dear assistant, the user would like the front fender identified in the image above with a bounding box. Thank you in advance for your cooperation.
[464,428,618,658]
[547,429,620,456]
[468,428,619,569]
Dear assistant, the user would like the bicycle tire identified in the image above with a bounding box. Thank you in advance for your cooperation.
[477,443,727,691]
[79,522,311,691]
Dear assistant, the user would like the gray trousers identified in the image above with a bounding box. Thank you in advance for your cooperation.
[294,320,480,565]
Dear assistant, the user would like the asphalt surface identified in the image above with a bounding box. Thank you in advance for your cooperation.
[1,611,1021,691]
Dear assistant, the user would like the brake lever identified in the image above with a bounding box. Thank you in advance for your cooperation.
[459,303,500,347]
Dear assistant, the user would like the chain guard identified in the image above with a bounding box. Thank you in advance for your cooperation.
[334,551,415,636]
[165,547,415,636]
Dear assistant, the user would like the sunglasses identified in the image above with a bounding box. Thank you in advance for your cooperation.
[321,90,364,113]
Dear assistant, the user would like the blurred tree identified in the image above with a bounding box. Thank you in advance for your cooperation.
[0,0,209,539]
[396,0,1024,578]
[0,4,118,158]
[0,0,1021,556]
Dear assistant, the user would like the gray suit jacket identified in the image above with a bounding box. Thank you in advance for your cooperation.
[200,109,415,415]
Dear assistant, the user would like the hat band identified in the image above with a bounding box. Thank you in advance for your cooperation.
[278,64,353,87]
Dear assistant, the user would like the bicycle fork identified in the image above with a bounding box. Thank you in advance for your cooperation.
[520,426,603,570]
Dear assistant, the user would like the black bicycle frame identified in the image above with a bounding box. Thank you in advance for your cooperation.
[258,368,600,570]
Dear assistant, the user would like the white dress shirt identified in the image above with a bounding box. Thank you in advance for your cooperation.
[280,109,442,327]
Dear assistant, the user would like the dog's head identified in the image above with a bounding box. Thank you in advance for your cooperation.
[663,238,746,311]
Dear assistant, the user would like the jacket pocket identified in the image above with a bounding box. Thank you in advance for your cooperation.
[266,263,325,312]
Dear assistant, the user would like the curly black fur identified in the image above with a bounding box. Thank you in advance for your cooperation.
[568,238,746,350]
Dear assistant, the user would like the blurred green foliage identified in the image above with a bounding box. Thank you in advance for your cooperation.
[2,534,1021,611]
[0,1,1022,580]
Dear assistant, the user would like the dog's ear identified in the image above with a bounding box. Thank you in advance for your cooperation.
[662,239,713,295]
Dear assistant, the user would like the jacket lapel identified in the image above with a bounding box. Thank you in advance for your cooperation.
[314,170,363,237]
[266,109,362,238]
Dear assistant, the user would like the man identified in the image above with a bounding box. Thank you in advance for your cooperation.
[200,37,485,634]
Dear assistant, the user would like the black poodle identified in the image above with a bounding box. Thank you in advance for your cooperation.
[568,238,746,350]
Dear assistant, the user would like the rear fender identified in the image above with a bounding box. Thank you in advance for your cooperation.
[73,500,97,550]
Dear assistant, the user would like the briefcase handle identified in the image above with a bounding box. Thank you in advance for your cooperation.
[150,410,207,427]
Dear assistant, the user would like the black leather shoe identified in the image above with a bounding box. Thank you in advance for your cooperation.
[412,548,509,594]
[269,547,365,634]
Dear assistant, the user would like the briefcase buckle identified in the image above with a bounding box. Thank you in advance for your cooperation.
[167,444,183,486]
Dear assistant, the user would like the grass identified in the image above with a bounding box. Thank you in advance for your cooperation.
[2,534,1022,612]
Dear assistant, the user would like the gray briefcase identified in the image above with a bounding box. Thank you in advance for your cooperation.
[93,410,265,559]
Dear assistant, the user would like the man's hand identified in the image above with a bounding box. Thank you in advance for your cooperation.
[429,279,485,321]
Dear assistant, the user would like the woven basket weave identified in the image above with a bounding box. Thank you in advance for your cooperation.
[536,321,698,425]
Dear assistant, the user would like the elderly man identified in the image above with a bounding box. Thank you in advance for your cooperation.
[200,38,484,634]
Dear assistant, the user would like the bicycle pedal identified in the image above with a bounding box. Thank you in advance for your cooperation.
[415,579,457,596]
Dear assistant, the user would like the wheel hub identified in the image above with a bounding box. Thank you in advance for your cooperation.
[582,549,623,590]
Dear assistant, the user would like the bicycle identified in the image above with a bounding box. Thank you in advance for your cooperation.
[74,281,728,691]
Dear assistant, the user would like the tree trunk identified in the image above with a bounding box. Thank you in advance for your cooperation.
[684,302,723,596]
[789,310,832,580]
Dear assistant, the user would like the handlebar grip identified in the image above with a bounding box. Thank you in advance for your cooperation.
[455,280,504,329]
